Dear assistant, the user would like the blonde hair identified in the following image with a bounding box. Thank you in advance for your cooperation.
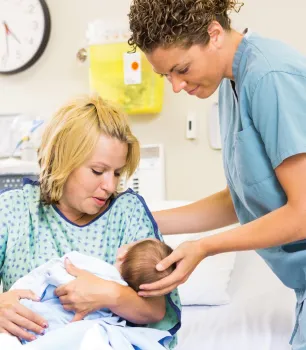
[121,240,175,292]
[38,95,140,204]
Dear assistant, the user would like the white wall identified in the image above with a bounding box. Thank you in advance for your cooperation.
[1,0,305,200]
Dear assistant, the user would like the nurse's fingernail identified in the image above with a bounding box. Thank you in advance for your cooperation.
[42,323,48,328]
[30,336,36,341]
[156,263,164,271]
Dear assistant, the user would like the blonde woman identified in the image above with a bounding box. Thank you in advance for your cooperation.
[0,95,181,348]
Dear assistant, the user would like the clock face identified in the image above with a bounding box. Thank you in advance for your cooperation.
[0,0,51,74]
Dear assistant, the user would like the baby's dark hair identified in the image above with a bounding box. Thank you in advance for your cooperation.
[121,240,175,292]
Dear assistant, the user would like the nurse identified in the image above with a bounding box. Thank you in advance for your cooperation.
[128,0,306,348]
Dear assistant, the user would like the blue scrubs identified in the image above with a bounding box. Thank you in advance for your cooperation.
[218,30,306,349]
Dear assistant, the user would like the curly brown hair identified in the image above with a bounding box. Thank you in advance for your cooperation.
[128,0,243,53]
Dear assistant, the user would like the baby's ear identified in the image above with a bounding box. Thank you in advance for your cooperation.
[116,246,128,260]
[114,260,122,272]
[115,247,128,272]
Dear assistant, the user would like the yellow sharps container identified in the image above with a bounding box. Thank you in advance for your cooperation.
[87,23,164,115]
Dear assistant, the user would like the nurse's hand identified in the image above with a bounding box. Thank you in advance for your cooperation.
[0,289,48,341]
[138,240,207,297]
[55,258,118,322]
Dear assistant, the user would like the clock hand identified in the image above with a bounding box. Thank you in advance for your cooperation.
[2,22,9,55]
[3,21,21,44]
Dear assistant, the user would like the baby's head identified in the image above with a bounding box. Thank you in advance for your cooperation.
[121,239,175,292]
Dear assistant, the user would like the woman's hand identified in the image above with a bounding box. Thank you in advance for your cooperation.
[54,259,118,322]
[138,240,207,297]
[0,289,48,341]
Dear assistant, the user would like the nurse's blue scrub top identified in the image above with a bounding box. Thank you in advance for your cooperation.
[219,31,306,292]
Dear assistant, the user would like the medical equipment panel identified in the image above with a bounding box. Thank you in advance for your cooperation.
[120,144,166,201]
[0,159,39,191]
[0,174,38,191]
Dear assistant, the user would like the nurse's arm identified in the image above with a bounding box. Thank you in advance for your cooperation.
[138,154,306,297]
[153,186,238,235]
[202,153,306,255]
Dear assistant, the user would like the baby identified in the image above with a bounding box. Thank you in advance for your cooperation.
[7,239,175,349]
[121,239,175,292]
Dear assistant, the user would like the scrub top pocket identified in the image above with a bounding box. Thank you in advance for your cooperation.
[234,124,274,186]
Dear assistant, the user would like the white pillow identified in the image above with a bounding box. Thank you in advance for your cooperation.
[146,200,237,306]
[164,234,236,306]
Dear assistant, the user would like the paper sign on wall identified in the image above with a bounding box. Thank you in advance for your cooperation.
[123,52,141,85]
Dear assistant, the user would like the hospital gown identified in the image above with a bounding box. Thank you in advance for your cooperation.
[0,179,181,348]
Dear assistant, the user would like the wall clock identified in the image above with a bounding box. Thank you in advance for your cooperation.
[0,0,51,74]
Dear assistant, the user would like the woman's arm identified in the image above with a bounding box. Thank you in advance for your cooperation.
[108,284,165,324]
[55,260,165,324]
[153,187,238,235]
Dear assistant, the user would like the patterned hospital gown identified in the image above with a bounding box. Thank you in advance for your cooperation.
[0,179,181,348]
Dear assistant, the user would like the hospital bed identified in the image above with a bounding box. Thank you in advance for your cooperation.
[149,201,296,350]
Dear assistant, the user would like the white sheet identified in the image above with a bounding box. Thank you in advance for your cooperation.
[177,251,296,350]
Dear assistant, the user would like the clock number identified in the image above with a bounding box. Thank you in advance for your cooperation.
[28,4,35,14]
